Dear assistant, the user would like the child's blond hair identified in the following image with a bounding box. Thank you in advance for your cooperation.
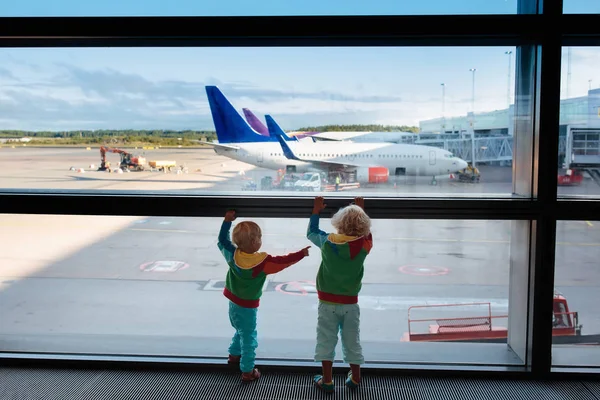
[232,221,262,252]
[331,205,371,237]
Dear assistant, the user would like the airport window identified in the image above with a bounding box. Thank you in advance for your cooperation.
[0,47,515,197]
[0,214,515,366]
[563,0,600,13]
[0,0,519,17]
[557,47,600,199]
[552,220,600,367]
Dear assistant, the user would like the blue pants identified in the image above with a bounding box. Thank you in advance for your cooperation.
[314,302,364,365]
[228,301,258,373]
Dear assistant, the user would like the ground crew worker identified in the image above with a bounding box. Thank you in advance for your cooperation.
[335,175,341,191]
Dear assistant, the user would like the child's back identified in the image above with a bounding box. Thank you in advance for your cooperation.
[218,210,310,381]
[307,197,372,393]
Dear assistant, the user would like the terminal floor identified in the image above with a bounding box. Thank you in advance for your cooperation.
[1,365,599,399]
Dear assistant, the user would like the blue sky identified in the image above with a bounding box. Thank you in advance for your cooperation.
[0,1,598,131]
[2,0,598,16]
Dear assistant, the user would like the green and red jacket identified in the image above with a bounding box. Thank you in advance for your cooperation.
[218,220,306,308]
[307,214,373,304]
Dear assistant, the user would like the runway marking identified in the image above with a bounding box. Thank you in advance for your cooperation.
[399,265,450,276]
[130,228,195,234]
[275,280,316,296]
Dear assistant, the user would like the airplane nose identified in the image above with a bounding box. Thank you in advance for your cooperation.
[458,159,468,170]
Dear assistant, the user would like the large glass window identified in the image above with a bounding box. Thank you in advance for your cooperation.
[0,214,516,365]
[0,47,516,197]
[563,0,600,14]
[552,220,600,368]
[557,47,600,198]
[1,0,518,17]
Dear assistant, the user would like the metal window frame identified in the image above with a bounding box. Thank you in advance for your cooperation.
[1,0,599,378]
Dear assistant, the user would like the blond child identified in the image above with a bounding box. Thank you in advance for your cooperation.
[218,210,310,381]
[307,197,372,392]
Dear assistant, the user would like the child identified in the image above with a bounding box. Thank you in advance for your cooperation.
[218,210,310,382]
[307,196,373,392]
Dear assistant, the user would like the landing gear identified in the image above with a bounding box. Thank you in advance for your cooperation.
[430,176,438,186]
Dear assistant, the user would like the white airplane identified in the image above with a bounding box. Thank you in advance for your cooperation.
[205,86,468,184]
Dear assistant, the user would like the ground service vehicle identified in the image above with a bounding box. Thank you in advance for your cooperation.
[401,292,600,345]
[98,146,146,172]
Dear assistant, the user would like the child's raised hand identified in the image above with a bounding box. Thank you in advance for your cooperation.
[302,246,311,256]
[354,197,365,210]
[224,210,237,222]
[313,196,326,214]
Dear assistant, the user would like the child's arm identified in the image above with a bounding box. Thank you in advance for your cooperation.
[258,246,310,275]
[307,197,329,248]
[217,210,237,262]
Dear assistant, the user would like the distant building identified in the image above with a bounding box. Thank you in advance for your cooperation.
[419,88,600,136]
[0,137,32,143]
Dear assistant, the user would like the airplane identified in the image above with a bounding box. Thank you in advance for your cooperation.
[206,86,299,144]
[205,85,469,185]
[243,107,416,144]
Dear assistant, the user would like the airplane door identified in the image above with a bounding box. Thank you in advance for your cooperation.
[429,150,436,166]
[257,149,264,163]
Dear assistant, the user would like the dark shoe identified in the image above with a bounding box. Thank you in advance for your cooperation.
[227,354,241,367]
[241,368,261,382]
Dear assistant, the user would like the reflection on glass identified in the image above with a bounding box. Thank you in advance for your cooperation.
[0,215,513,365]
[0,47,518,197]
[558,47,600,197]
[552,220,600,367]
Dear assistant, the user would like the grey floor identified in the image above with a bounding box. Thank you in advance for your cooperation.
[0,367,599,400]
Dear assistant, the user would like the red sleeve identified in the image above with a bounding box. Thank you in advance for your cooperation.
[261,250,306,275]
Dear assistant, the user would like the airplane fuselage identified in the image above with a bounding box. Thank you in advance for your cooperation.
[214,141,467,176]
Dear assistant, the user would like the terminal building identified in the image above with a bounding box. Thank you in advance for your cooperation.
[416,88,600,168]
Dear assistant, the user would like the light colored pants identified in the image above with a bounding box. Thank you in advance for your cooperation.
[228,301,258,373]
[314,302,364,365]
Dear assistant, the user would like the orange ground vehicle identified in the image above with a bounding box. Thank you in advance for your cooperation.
[98,146,146,172]
[401,292,587,343]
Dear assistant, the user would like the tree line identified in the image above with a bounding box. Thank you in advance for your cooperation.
[0,124,420,146]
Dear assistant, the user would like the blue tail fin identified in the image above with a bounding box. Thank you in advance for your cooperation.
[206,86,274,143]
[265,115,301,161]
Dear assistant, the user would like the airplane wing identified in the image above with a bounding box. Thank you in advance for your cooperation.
[265,115,362,169]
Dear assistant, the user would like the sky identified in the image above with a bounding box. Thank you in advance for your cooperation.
[0,0,598,132]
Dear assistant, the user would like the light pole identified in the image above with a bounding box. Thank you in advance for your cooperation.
[469,68,477,167]
[469,68,477,113]
[505,51,513,107]
[589,79,593,91]
[441,83,446,134]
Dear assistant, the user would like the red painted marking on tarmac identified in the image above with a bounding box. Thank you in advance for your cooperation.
[398,265,449,276]
[275,280,316,296]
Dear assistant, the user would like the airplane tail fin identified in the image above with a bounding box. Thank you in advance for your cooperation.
[265,115,300,160]
[242,108,270,136]
[205,86,271,143]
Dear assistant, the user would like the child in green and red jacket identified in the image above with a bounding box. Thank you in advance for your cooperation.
[307,196,373,393]
[218,210,310,382]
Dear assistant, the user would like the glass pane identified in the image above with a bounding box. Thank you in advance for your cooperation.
[552,220,600,367]
[0,214,515,365]
[0,47,519,198]
[564,0,600,14]
[558,47,600,197]
[1,0,518,17]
